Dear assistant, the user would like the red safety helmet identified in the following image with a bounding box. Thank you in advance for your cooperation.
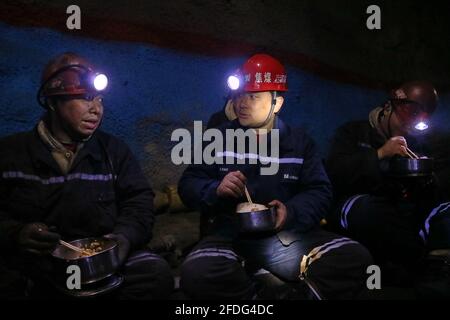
[228,54,288,92]
[37,52,108,108]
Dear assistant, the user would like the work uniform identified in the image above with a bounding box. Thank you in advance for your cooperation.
[0,118,173,299]
[325,120,450,276]
[178,117,372,299]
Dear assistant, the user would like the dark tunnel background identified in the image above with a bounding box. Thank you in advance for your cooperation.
[1,0,450,190]
[0,0,449,259]
[0,21,395,189]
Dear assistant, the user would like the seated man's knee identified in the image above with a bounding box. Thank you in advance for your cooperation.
[348,242,374,268]
[306,241,373,299]
[119,251,174,299]
[180,256,253,299]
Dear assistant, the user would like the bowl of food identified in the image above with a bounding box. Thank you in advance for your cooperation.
[51,237,120,285]
[387,156,433,177]
[236,202,277,233]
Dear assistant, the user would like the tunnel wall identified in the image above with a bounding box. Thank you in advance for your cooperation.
[1,23,448,189]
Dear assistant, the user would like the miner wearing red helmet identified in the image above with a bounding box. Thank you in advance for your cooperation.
[326,81,450,297]
[207,56,287,129]
[0,52,173,298]
[230,54,288,130]
[179,53,373,300]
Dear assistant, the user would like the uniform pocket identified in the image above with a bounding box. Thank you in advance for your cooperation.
[90,190,117,232]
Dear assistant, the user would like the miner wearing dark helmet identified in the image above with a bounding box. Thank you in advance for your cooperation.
[0,52,173,299]
[325,81,450,297]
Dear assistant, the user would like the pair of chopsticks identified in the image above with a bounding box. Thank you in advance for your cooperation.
[244,186,253,205]
[405,146,419,159]
[59,240,88,255]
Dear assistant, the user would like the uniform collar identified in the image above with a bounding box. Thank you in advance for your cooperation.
[29,123,103,173]
[71,131,103,163]
[230,115,287,133]
[229,115,293,153]
[276,117,295,153]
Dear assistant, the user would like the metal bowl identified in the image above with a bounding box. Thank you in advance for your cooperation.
[387,157,433,177]
[51,237,119,285]
[237,206,277,233]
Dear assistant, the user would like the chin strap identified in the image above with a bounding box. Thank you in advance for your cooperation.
[379,101,394,140]
[255,91,278,129]
[387,108,393,138]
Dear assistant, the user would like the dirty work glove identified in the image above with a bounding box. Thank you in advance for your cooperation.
[103,233,131,266]
[17,223,61,255]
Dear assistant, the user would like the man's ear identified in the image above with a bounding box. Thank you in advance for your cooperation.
[274,96,284,113]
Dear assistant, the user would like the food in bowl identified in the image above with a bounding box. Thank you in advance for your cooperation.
[236,202,276,233]
[78,240,105,257]
[236,202,268,213]
[51,237,120,285]
[53,238,113,260]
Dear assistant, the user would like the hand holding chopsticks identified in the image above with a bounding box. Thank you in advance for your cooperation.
[377,136,420,160]
[216,171,247,199]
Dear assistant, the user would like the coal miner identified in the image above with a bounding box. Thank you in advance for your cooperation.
[0,52,173,299]
[326,81,450,297]
[178,54,373,300]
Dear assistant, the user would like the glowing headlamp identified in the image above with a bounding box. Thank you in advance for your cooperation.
[414,121,429,131]
[227,74,241,91]
[93,73,108,91]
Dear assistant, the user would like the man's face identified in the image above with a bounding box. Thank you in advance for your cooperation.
[234,91,275,127]
[392,101,429,135]
[54,95,104,139]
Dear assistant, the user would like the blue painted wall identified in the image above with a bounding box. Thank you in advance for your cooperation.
[1,23,448,188]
